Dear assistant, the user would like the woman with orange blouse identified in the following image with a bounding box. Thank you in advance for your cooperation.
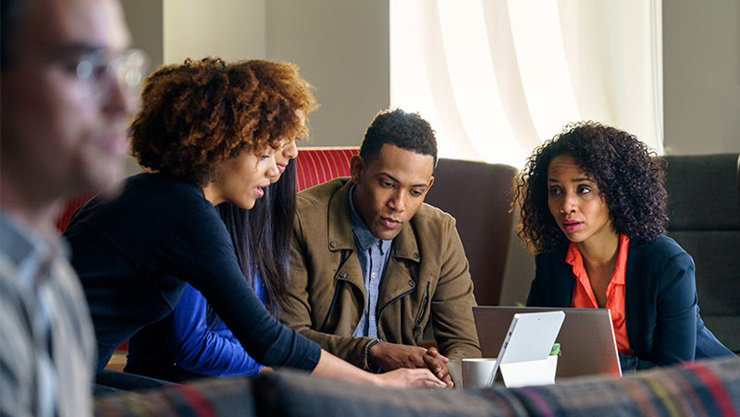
[517,121,733,371]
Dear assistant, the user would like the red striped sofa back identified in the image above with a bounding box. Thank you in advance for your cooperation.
[295,147,359,191]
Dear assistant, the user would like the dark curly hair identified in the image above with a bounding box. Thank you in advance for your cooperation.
[360,108,438,166]
[130,58,317,186]
[515,121,667,254]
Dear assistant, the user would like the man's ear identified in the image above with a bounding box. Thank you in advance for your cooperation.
[349,155,364,184]
[420,175,435,200]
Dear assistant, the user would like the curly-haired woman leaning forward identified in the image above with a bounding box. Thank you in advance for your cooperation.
[516,121,733,371]
[64,58,445,388]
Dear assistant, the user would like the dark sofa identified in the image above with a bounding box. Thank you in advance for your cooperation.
[94,356,739,417]
[663,153,740,352]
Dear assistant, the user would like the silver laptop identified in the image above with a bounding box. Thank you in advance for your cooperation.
[473,306,622,379]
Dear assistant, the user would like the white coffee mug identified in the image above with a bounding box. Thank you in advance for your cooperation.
[461,358,497,389]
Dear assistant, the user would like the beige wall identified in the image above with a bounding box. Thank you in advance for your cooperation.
[163,0,266,64]
[266,0,389,147]
[121,0,163,68]
[663,0,740,155]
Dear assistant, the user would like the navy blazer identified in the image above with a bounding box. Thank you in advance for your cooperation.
[527,235,733,367]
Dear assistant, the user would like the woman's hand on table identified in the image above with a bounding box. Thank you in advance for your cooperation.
[374,368,448,388]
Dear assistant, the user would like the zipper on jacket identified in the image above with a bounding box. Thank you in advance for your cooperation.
[319,249,350,331]
[377,285,416,327]
[413,282,430,339]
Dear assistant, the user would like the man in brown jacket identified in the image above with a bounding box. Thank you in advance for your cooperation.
[282,109,481,386]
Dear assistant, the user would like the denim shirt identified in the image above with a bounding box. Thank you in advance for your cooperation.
[348,186,392,338]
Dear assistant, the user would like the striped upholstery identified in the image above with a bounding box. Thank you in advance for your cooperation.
[256,357,740,417]
[94,377,256,417]
[92,354,739,416]
[295,147,359,191]
[253,369,521,417]
[503,357,740,417]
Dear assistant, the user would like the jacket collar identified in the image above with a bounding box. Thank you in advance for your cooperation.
[327,179,421,263]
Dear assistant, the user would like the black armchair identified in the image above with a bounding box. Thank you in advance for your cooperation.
[663,153,740,352]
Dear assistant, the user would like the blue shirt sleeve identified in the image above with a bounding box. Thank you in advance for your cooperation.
[168,284,264,377]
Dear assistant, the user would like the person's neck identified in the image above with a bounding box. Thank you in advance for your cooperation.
[0,175,60,237]
[201,183,223,206]
[576,232,620,268]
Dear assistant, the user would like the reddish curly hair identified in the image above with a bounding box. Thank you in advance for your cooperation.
[130,58,317,186]
[515,121,667,254]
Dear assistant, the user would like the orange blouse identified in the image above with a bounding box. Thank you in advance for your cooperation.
[566,234,632,354]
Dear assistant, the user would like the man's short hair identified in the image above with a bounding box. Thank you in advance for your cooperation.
[360,108,438,166]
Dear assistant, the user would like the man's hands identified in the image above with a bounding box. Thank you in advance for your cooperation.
[312,348,446,388]
[369,342,453,387]
[423,347,452,386]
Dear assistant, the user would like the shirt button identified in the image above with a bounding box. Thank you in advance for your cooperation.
[329,241,338,249]
[413,252,420,260]
[338,271,347,279]
[408,280,415,287]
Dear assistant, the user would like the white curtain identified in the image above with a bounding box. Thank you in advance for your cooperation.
[390,0,663,168]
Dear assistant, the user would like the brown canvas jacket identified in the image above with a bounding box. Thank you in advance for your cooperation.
[282,178,481,370]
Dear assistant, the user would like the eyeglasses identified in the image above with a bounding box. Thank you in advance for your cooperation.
[71,48,149,98]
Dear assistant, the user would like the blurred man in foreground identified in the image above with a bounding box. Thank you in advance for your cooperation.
[0,0,144,414]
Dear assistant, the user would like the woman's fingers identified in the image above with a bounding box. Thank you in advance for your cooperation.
[377,368,447,388]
